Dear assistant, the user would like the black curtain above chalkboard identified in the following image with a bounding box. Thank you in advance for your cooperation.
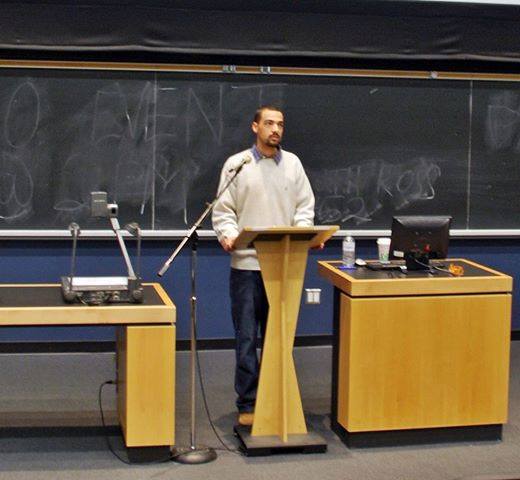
[2,1,520,70]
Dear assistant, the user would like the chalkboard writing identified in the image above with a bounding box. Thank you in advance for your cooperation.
[0,68,516,232]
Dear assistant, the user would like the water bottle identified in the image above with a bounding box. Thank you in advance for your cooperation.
[342,234,356,269]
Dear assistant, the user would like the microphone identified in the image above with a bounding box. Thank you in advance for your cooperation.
[125,222,142,279]
[228,155,251,173]
[125,222,140,236]
[68,222,80,238]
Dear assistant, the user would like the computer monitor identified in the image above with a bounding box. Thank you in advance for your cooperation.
[390,215,452,270]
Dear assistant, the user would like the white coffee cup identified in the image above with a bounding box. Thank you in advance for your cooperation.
[377,237,391,263]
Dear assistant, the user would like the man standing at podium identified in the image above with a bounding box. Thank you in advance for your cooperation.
[212,106,315,426]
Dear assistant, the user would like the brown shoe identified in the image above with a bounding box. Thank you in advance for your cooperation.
[238,412,254,426]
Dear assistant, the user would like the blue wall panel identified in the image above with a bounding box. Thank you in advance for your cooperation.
[0,237,517,342]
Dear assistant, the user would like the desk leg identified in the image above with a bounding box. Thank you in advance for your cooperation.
[117,325,175,461]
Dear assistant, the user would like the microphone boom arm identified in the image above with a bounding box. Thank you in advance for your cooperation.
[110,217,136,279]
[158,157,248,277]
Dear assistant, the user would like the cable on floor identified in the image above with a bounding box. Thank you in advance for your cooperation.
[98,380,174,464]
[193,322,243,456]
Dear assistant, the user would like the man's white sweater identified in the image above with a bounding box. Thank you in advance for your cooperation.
[212,147,315,270]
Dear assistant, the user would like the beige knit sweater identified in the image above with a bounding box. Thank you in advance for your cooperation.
[212,148,315,270]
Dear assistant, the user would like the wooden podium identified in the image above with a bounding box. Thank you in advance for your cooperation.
[233,225,338,455]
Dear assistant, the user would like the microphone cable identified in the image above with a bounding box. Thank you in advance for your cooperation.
[98,380,174,464]
[98,329,244,459]
[193,320,243,456]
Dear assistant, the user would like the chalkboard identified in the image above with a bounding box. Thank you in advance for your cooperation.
[0,67,517,233]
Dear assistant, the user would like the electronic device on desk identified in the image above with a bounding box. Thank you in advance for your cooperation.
[61,191,143,305]
[389,215,452,271]
[365,261,404,271]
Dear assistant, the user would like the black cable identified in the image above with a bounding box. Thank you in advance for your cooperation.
[413,258,456,276]
[431,265,456,276]
[193,321,243,456]
[98,380,133,465]
[97,381,174,464]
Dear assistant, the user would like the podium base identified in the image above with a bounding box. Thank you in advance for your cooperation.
[234,425,327,456]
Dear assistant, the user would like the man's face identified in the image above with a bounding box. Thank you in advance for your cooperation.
[252,109,284,148]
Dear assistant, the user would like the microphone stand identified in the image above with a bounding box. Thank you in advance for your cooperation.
[158,160,248,464]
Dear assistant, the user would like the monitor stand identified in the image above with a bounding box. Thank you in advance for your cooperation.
[405,251,431,271]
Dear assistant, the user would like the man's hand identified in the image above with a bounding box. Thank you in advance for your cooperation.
[220,236,237,252]
[311,242,325,250]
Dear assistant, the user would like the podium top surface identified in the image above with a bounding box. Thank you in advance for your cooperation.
[0,283,175,326]
[318,259,513,297]
[234,225,338,250]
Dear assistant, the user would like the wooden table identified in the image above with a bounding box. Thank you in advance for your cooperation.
[318,259,513,447]
[0,282,175,462]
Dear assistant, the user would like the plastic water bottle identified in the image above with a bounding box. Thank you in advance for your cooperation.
[342,234,356,269]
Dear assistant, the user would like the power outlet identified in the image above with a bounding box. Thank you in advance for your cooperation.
[305,288,321,305]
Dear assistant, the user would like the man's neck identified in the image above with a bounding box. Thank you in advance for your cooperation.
[255,142,277,158]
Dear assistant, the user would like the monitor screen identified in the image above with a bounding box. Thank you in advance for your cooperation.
[390,216,452,267]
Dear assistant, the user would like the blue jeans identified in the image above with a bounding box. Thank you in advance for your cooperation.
[230,268,269,413]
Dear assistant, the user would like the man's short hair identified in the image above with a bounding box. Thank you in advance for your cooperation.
[253,105,284,123]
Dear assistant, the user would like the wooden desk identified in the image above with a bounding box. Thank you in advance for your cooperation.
[0,282,175,462]
[318,259,513,447]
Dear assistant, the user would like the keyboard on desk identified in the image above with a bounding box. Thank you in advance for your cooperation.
[366,260,447,272]
[365,261,404,271]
